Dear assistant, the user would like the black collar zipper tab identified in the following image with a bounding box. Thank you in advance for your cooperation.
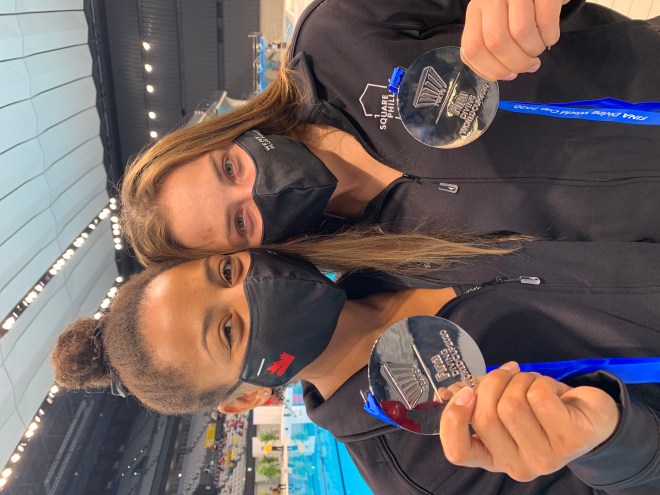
[403,174,459,194]
[465,275,541,294]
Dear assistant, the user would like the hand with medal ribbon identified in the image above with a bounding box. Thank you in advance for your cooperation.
[364,316,660,478]
[388,47,660,149]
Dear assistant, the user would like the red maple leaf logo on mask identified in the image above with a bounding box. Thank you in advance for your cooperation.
[266,353,295,377]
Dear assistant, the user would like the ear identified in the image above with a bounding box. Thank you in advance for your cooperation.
[217,388,271,414]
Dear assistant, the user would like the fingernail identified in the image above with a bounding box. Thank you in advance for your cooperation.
[503,72,517,81]
[454,386,474,406]
[527,61,541,73]
[499,361,519,371]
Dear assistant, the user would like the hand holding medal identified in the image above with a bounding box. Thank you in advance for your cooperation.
[365,316,659,476]
[460,0,571,81]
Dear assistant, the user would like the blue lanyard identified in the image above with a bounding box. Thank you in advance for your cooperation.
[497,97,660,125]
[388,66,660,126]
[365,357,660,428]
[486,357,660,383]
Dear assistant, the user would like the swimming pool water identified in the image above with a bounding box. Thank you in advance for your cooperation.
[287,384,373,495]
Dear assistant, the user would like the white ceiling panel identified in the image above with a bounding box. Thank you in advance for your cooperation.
[38,107,99,167]
[0,99,37,154]
[0,0,114,470]
[76,258,118,317]
[32,77,97,134]
[3,284,70,392]
[24,44,92,96]
[0,175,50,246]
[0,240,59,325]
[0,58,30,107]
[45,138,103,201]
[0,367,16,427]
[16,0,83,13]
[0,139,44,200]
[0,15,23,60]
[0,274,65,372]
[66,226,118,314]
[0,210,57,303]
[52,171,107,243]
[0,0,16,15]
[18,11,88,57]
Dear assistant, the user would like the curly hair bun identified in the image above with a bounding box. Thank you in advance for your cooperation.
[51,317,110,390]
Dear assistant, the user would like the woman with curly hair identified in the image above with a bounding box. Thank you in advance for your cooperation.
[52,239,660,493]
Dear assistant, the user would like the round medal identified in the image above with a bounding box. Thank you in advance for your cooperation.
[396,47,499,148]
[368,315,486,435]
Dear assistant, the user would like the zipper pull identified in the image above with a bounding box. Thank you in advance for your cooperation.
[437,183,458,193]
[466,275,541,294]
[402,175,459,193]
[491,276,541,286]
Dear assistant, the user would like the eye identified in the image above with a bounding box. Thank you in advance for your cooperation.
[224,159,235,177]
[235,214,245,235]
[223,319,233,347]
[222,258,233,284]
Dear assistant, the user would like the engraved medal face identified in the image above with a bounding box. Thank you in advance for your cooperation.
[397,47,499,148]
[368,316,486,435]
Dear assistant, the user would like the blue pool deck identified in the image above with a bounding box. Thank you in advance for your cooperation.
[285,383,373,495]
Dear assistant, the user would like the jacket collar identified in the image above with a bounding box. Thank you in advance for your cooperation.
[303,368,399,443]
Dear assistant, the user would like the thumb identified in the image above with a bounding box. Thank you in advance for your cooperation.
[559,385,620,446]
[440,386,490,467]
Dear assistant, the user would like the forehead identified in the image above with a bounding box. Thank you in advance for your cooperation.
[139,258,249,393]
[141,262,206,366]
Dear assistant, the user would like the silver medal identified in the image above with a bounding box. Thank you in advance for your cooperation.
[395,47,499,148]
[368,316,486,435]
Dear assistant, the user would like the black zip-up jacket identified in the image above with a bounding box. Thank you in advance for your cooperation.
[288,0,660,242]
[304,241,660,494]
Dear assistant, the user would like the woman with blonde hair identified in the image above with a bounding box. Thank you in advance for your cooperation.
[52,239,660,493]
[120,0,660,267]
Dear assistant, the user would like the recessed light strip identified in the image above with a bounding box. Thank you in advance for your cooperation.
[0,199,122,338]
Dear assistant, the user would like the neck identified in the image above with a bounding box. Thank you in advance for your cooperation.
[296,287,456,400]
[291,124,402,218]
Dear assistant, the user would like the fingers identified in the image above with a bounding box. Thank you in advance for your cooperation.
[462,1,517,81]
[441,361,518,469]
[482,0,540,74]
[534,0,563,48]
[461,0,565,80]
[469,362,525,470]
[508,0,546,57]
[440,385,492,468]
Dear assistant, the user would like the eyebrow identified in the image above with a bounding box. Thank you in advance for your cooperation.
[200,257,217,355]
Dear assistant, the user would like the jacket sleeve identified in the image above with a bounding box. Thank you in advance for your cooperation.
[566,372,660,494]
[316,0,585,33]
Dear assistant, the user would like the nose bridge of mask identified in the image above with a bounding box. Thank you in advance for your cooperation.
[239,251,346,388]
[234,130,338,243]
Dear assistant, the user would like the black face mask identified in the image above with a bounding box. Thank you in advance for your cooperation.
[234,130,338,244]
[236,251,346,389]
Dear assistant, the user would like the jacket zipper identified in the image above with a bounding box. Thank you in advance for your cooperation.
[463,275,541,294]
[403,174,459,193]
